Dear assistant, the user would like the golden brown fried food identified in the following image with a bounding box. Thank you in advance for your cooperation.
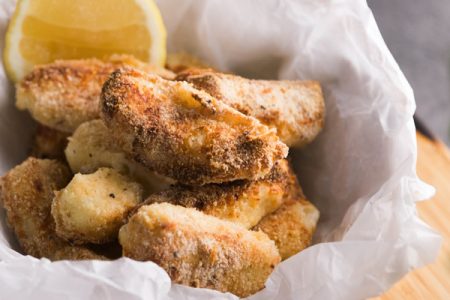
[176,69,325,147]
[30,124,69,159]
[16,55,175,132]
[52,168,143,244]
[0,157,106,260]
[101,68,288,185]
[141,159,301,228]
[253,198,319,260]
[119,203,280,297]
[166,52,211,73]
[65,119,173,195]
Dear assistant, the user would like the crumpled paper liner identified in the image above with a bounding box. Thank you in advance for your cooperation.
[0,0,441,299]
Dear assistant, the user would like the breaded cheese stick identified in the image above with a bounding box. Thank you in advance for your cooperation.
[16,55,175,132]
[141,159,301,228]
[30,124,70,159]
[52,168,143,244]
[0,158,105,260]
[253,198,319,260]
[101,68,288,185]
[176,69,325,147]
[119,203,281,297]
[65,119,173,195]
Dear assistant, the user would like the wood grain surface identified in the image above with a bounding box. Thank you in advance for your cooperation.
[374,133,450,299]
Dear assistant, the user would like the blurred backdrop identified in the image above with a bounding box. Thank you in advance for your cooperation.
[369,0,450,145]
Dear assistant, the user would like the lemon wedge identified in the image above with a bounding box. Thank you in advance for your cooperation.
[3,0,167,82]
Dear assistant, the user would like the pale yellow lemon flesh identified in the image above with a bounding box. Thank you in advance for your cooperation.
[3,0,167,82]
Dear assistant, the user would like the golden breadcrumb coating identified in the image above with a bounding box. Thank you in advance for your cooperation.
[101,68,288,185]
[16,55,175,132]
[177,69,325,147]
[141,159,302,228]
[119,203,281,297]
[52,168,143,244]
[30,124,69,159]
[166,52,212,73]
[65,119,173,195]
[253,198,319,260]
[0,158,106,260]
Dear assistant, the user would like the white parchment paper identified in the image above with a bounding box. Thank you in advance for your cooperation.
[0,0,442,299]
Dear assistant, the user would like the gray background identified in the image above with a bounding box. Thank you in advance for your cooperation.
[369,0,450,144]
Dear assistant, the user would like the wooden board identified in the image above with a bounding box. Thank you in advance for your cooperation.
[373,133,450,299]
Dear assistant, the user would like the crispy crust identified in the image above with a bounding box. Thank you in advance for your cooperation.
[140,159,303,228]
[253,198,319,260]
[16,55,175,132]
[52,168,143,245]
[30,124,69,159]
[102,68,288,185]
[100,68,288,185]
[0,157,106,260]
[119,203,281,297]
[176,69,325,147]
[65,119,174,195]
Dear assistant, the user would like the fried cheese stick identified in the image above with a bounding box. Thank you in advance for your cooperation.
[0,158,105,260]
[177,69,325,147]
[65,119,173,195]
[52,168,143,244]
[141,159,302,228]
[101,68,288,185]
[253,198,319,260]
[16,55,175,132]
[119,203,281,297]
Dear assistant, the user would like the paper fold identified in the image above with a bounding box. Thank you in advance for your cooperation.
[0,0,441,299]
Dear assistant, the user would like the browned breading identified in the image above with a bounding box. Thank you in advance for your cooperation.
[52,168,143,245]
[0,157,106,260]
[253,198,320,260]
[141,159,302,228]
[176,69,325,147]
[100,67,288,185]
[166,52,212,73]
[65,119,174,196]
[119,203,281,297]
[30,124,69,159]
[16,55,175,132]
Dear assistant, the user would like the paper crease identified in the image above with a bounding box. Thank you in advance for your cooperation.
[0,0,441,299]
